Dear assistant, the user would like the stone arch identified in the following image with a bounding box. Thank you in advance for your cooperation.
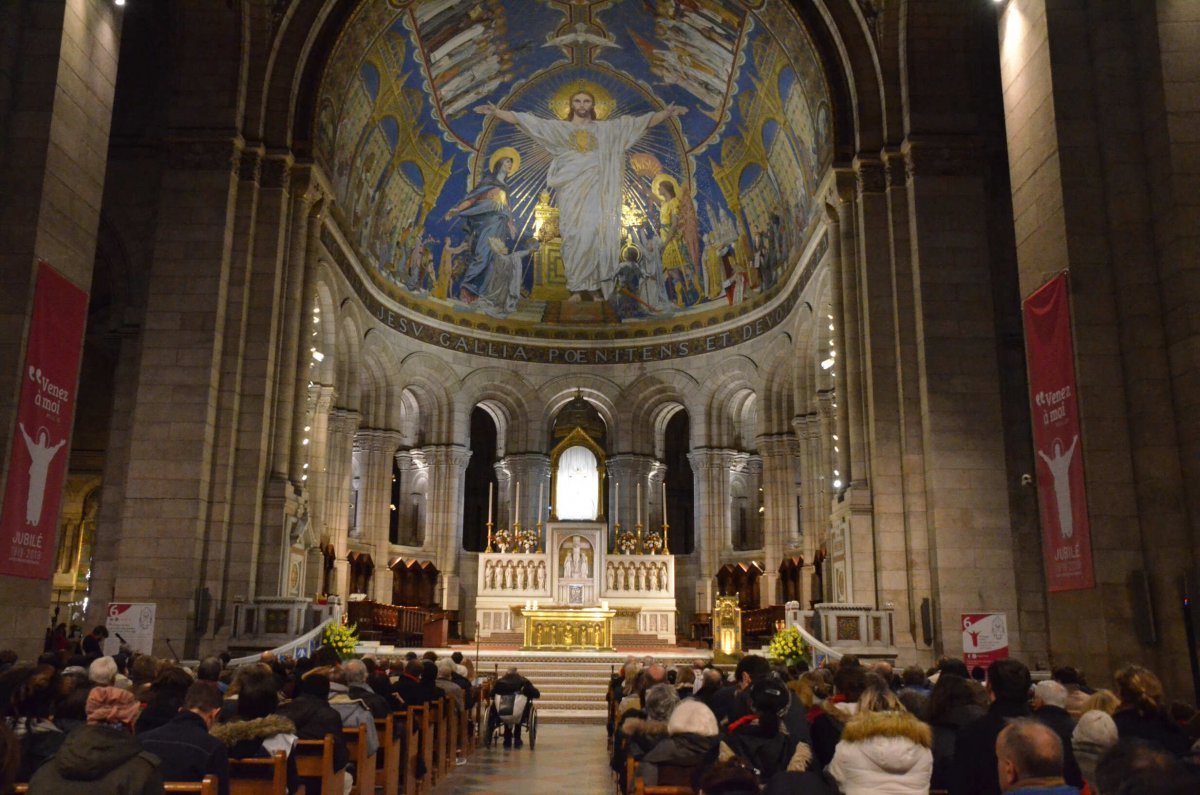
[358,330,403,429]
[701,356,759,448]
[621,369,701,456]
[759,332,797,435]
[333,307,363,411]
[539,375,622,450]
[395,352,459,443]
[459,367,540,456]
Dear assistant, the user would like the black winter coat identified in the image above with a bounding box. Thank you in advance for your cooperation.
[948,699,1031,795]
[28,724,164,794]
[275,693,349,771]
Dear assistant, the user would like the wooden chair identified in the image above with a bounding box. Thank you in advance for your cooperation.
[415,703,434,795]
[457,694,473,758]
[229,750,288,795]
[343,723,375,795]
[166,776,220,794]
[293,733,345,795]
[397,706,423,795]
[375,712,400,795]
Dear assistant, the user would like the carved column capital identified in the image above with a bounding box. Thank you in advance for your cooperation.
[853,157,887,194]
[165,135,244,175]
[902,136,981,179]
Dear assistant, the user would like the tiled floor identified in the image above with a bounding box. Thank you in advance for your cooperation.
[435,724,614,794]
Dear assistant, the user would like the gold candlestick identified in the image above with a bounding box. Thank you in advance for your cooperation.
[486,520,494,553]
[636,522,644,555]
[662,522,670,555]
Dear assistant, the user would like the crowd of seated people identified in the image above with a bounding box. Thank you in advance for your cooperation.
[608,654,1200,795]
[0,634,482,794]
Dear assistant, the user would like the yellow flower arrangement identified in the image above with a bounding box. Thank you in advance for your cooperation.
[322,621,360,661]
[768,626,807,667]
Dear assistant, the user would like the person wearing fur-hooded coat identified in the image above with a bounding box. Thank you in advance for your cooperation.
[210,714,302,794]
[826,710,934,795]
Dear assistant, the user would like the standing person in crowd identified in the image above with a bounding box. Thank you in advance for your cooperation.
[1093,738,1200,794]
[80,626,108,659]
[928,672,986,790]
[1071,709,1118,793]
[693,668,725,710]
[29,686,164,793]
[616,683,679,791]
[197,657,227,694]
[1110,664,1191,757]
[949,658,1033,795]
[135,665,194,733]
[392,660,437,706]
[139,681,230,795]
[995,718,1079,794]
[1052,667,1092,720]
[1030,680,1083,788]
[275,672,350,777]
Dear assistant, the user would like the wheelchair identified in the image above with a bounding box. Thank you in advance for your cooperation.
[482,691,538,750]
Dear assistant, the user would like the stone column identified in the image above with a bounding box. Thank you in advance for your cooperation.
[607,454,657,543]
[759,433,799,605]
[423,444,471,610]
[502,453,551,531]
[392,451,421,547]
[834,168,868,490]
[687,448,735,612]
[358,429,401,602]
[491,460,513,536]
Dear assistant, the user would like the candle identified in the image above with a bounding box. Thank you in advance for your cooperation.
[487,482,493,524]
[615,481,620,524]
[637,482,642,525]
[538,481,544,523]
[515,481,521,524]
[662,481,667,522]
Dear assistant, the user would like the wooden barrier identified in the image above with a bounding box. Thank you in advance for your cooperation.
[417,702,434,793]
[166,780,219,795]
[427,698,444,785]
[343,723,375,795]
[443,695,458,774]
[293,734,344,795]
[229,751,288,795]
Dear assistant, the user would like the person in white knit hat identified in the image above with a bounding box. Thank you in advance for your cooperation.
[1071,709,1118,791]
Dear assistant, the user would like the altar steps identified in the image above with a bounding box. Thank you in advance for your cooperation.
[357,643,705,725]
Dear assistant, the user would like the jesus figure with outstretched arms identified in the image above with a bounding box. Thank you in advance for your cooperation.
[475,91,686,302]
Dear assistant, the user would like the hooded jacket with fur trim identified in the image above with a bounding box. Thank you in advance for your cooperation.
[826,710,934,795]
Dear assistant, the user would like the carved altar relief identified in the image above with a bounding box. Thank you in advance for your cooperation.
[559,535,593,579]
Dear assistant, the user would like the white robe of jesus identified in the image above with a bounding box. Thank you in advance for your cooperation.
[513,111,655,295]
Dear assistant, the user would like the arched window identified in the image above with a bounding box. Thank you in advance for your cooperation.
[555,445,599,520]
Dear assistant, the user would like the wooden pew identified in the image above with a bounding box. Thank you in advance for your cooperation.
[398,706,423,795]
[18,779,220,794]
[457,692,473,758]
[343,723,375,795]
[229,751,288,795]
[631,761,693,795]
[293,734,345,795]
[416,703,434,795]
[444,694,459,770]
[426,698,444,786]
[375,712,400,795]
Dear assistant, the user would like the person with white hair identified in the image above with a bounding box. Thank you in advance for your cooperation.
[1031,679,1083,788]
[638,699,720,788]
[1071,709,1117,791]
[342,659,392,718]
[88,656,118,687]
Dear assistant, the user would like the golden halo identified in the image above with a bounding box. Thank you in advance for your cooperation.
[549,80,615,121]
[622,244,641,261]
[488,146,521,175]
[651,173,681,198]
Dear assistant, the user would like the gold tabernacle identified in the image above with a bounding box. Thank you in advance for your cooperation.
[520,607,617,651]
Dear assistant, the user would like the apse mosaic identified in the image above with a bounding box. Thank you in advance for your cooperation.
[315,0,833,337]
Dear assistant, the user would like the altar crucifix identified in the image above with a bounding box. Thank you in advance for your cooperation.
[562,535,591,579]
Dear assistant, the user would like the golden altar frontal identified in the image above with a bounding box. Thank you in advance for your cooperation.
[521,607,616,651]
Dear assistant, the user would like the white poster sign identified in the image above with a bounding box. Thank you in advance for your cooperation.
[103,602,156,656]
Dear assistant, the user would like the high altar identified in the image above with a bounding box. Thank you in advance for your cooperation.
[474,522,677,648]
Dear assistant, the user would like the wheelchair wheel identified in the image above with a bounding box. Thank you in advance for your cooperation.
[483,704,497,748]
[527,704,537,750]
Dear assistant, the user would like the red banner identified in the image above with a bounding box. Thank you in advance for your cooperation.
[1023,273,1094,591]
[0,262,89,579]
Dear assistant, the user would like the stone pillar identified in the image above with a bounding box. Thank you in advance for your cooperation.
[502,453,551,531]
[648,460,668,542]
[687,448,735,612]
[834,168,868,490]
[759,433,800,604]
[491,460,513,535]
[302,386,335,545]
[730,453,763,551]
[323,409,360,580]
[423,444,471,610]
[358,428,400,603]
[392,451,421,547]
[607,454,656,542]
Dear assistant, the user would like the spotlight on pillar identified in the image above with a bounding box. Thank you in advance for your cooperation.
[115,0,126,6]
[820,358,835,370]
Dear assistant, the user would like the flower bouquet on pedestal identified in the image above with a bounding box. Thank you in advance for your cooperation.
[492,527,511,553]
[616,530,638,554]
[643,532,664,554]
[517,526,539,553]
[767,626,808,668]
[322,621,360,661]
